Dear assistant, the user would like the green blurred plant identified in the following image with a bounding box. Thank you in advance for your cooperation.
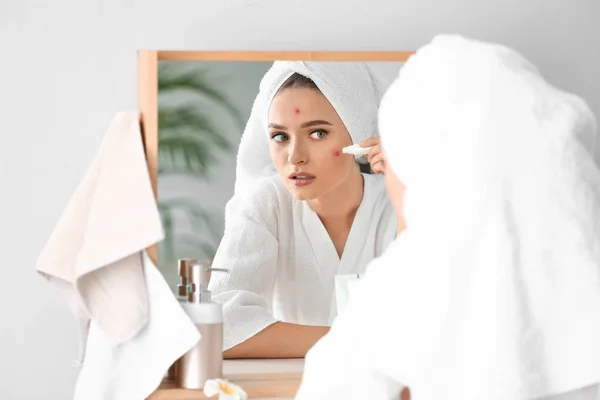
[157,62,243,265]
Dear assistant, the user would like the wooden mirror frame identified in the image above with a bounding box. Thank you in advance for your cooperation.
[137,50,415,265]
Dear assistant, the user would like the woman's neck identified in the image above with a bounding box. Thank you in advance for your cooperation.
[307,170,364,222]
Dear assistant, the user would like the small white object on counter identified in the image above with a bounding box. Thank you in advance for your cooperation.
[204,378,248,400]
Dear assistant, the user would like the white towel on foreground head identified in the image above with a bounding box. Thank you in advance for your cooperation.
[233,61,388,196]
[296,34,600,400]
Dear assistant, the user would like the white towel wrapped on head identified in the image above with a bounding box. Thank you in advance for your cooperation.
[378,34,600,399]
[296,34,600,400]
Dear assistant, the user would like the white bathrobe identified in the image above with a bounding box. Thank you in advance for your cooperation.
[208,61,395,350]
[210,173,396,350]
[296,34,600,400]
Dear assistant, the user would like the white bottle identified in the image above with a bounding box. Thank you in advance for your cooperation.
[334,274,362,315]
[176,262,228,390]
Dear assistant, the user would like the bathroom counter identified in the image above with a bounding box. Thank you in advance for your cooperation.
[148,358,304,400]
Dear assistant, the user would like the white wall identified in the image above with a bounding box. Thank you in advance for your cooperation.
[1,0,598,398]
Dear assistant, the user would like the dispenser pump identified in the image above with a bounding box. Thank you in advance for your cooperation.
[177,258,197,299]
[187,261,229,304]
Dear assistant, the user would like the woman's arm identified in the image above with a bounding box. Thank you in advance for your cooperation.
[224,322,330,359]
[211,179,325,356]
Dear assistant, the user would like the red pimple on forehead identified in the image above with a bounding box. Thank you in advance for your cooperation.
[294,108,300,114]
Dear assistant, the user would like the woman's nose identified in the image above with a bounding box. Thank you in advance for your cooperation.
[288,140,307,165]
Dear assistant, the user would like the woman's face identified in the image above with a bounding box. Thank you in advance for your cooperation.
[267,87,356,200]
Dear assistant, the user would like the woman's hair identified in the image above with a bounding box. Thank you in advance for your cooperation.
[276,73,373,174]
[277,72,321,92]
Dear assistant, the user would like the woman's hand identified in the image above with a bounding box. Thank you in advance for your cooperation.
[360,137,386,174]
[223,322,330,359]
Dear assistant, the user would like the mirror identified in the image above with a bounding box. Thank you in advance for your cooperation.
[139,51,412,357]
[156,61,274,284]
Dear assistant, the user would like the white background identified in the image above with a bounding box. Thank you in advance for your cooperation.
[1,1,598,398]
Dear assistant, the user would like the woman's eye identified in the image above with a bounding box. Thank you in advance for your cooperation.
[271,132,289,142]
[310,129,328,139]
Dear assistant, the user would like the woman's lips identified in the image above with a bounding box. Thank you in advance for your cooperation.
[289,172,316,187]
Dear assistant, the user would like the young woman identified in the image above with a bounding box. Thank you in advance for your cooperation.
[208,61,400,358]
[296,35,600,400]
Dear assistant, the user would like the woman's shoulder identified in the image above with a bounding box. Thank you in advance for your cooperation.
[240,174,291,204]
[230,175,291,222]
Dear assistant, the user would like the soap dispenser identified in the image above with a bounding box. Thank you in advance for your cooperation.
[167,257,198,380]
[176,261,228,390]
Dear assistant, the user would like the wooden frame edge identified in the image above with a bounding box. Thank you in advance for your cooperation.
[138,50,159,265]
[156,50,415,62]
